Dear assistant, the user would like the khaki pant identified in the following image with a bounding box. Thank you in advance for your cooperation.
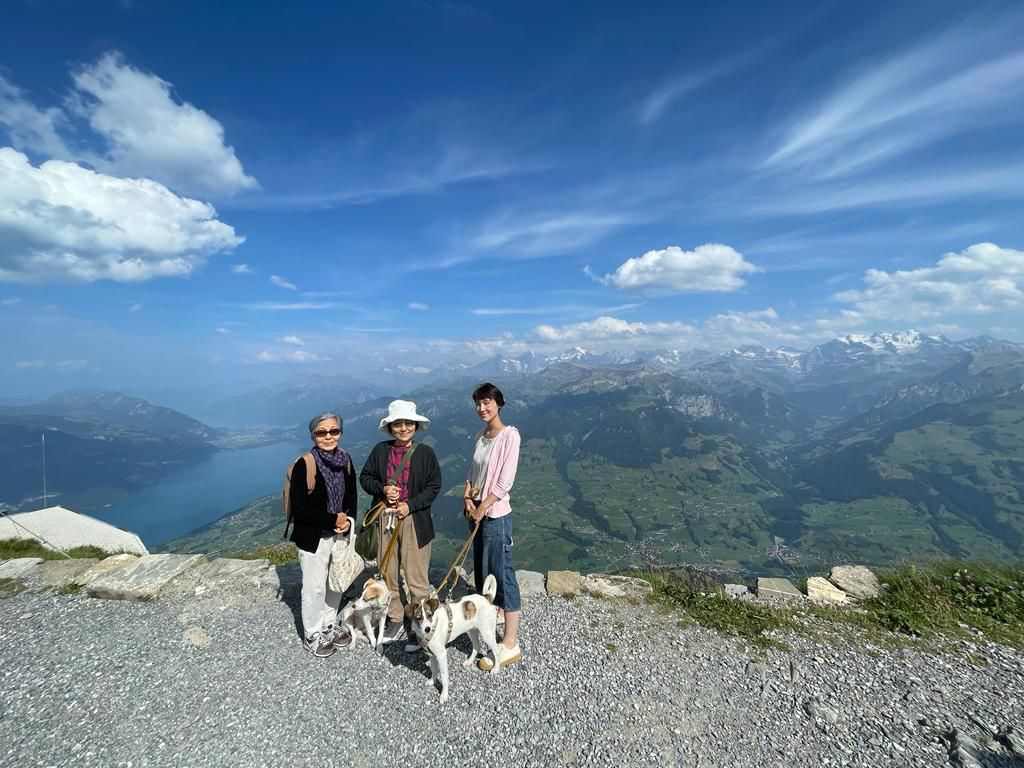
[377,513,432,622]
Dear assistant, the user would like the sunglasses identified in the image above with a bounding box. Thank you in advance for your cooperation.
[313,428,342,437]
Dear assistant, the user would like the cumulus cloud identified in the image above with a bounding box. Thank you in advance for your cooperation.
[835,243,1024,321]
[0,148,243,283]
[270,274,297,291]
[231,263,252,274]
[595,244,759,293]
[0,52,257,198]
[408,302,430,311]
[280,335,304,346]
[535,315,695,342]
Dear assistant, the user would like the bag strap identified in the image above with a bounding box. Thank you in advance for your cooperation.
[303,452,316,494]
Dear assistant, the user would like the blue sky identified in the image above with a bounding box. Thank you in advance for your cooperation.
[1,0,1023,400]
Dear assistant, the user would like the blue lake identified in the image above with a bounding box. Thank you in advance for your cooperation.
[94,441,310,547]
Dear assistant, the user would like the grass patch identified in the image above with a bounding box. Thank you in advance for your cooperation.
[642,570,795,648]
[847,561,1024,648]
[0,539,114,561]
[233,543,298,566]
[0,577,24,598]
[56,582,83,595]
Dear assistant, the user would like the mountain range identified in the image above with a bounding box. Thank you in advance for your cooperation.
[6,330,1024,576]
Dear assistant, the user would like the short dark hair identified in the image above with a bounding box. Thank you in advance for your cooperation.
[472,382,505,408]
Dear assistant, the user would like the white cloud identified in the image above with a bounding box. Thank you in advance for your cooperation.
[239,302,336,311]
[1,297,21,306]
[215,326,230,334]
[535,315,695,342]
[270,275,297,291]
[15,359,45,369]
[280,335,304,346]
[595,244,758,293]
[0,148,243,283]
[255,349,326,363]
[835,242,1024,321]
[0,53,257,198]
[408,302,430,311]
[765,19,1024,175]
[231,263,252,274]
[129,303,142,312]
[471,211,630,258]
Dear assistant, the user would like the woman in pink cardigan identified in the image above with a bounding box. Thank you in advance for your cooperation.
[464,382,523,669]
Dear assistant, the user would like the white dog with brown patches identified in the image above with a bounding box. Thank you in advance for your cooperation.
[407,574,501,703]
[337,577,393,650]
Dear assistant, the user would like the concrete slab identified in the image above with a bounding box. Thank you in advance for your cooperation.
[0,506,147,555]
[546,570,581,597]
[725,583,750,599]
[516,570,545,597]
[87,554,206,601]
[32,558,99,590]
[581,574,653,600]
[79,554,139,586]
[0,558,43,579]
[757,577,804,602]
[167,557,279,598]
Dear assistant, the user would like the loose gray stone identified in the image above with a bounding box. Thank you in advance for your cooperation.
[1001,726,1024,758]
[78,554,139,586]
[547,570,581,597]
[806,576,849,605]
[515,570,545,597]
[724,583,749,599]
[581,574,653,601]
[168,557,279,598]
[828,565,880,600]
[803,697,839,724]
[947,729,984,768]
[183,626,210,649]
[757,577,803,601]
[32,558,99,590]
[0,558,43,579]
[87,554,206,601]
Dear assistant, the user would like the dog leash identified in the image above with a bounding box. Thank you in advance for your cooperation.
[432,517,482,602]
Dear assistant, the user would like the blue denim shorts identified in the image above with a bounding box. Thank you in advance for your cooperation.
[472,515,521,612]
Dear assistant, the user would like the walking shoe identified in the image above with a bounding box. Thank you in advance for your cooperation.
[326,624,353,649]
[303,631,337,658]
[380,618,405,644]
[477,643,522,671]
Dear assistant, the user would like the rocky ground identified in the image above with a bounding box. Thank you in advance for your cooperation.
[1,572,1022,768]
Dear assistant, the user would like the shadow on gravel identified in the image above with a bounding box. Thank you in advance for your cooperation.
[274,564,369,640]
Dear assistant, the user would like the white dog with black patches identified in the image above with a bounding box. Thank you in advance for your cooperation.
[337,577,393,650]
[407,574,501,703]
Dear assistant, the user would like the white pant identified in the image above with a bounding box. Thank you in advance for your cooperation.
[298,533,343,638]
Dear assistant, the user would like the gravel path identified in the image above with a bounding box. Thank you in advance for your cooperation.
[1,581,1022,768]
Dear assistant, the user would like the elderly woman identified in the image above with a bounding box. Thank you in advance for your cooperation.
[464,382,522,669]
[359,399,441,649]
[289,411,357,658]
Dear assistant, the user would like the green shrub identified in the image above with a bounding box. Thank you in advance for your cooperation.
[234,542,297,566]
[0,539,115,561]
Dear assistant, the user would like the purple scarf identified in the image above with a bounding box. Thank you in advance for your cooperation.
[311,446,349,517]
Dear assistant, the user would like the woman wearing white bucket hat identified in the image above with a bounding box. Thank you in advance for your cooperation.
[359,399,441,648]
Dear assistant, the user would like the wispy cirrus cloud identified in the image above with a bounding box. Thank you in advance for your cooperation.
[408,302,430,311]
[270,274,297,291]
[231,263,252,274]
[764,15,1024,176]
[238,301,337,311]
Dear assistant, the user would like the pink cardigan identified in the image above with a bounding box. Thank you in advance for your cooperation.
[468,426,521,519]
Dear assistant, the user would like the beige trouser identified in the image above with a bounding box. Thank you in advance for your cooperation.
[377,513,432,622]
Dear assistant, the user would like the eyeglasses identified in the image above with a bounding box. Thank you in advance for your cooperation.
[313,428,342,438]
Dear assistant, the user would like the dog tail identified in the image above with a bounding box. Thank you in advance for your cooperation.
[482,574,498,603]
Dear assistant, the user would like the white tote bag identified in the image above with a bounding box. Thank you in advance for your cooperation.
[328,527,365,593]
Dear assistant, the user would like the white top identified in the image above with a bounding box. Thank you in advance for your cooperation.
[469,433,496,500]
[0,506,149,555]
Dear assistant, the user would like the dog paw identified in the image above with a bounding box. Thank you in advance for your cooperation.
[462,656,477,669]
[439,691,449,704]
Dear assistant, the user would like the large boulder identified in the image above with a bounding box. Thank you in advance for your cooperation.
[546,570,581,597]
[806,576,849,605]
[0,557,43,579]
[87,554,206,601]
[828,565,880,600]
[581,574,653,601]
[33,558,99,590]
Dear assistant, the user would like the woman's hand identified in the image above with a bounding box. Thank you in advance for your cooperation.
[335,513,350,533]
[463,498,476,519]
[384,483,400,505]
[396,501,410,520]
[471,501,486,522]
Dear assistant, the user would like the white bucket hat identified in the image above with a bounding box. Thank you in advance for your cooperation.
[378,399,431,432]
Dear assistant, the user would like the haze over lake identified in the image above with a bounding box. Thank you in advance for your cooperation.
[94,442,308,546]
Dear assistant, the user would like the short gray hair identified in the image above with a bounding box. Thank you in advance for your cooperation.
[309,412,343,434]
